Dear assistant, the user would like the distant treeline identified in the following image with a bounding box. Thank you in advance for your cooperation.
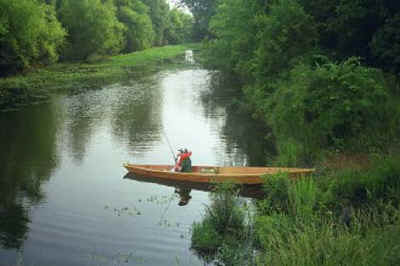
[0,0,193,75]
[183,0,400,159]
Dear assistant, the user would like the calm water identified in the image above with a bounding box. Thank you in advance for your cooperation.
[0,53,269,266]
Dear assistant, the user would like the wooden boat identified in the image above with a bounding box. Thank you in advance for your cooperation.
[123,164,314,185]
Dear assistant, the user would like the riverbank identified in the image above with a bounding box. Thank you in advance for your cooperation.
[0,43,200,111]
[191,154,400,265]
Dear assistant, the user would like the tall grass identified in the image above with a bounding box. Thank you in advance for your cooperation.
[191,182,256,265]
[257,207,400,266]
[255,154,400,265]
[190,155,400,265]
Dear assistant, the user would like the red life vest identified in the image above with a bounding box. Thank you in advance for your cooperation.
[175,151,192,170]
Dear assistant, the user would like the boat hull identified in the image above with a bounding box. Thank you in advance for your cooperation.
[123,164,314,185]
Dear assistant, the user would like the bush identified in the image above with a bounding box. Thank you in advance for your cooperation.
[326,155,400,208]
[191,182,248,259]
[268,57,399,152]
[0,0,66,73]
[260,172,291,214]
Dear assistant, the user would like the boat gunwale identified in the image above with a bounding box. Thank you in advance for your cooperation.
[123,163,315,177]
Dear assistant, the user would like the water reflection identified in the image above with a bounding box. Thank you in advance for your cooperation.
[123,173,264,204]
[201,72,276,166]
[0,103,60,249]
[110,77,163,155]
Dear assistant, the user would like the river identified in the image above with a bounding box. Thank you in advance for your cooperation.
[0,52,270,266]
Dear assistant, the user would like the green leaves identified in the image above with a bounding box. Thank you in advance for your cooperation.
[0,0,66,72]
[58,0,124,60]
[116,0,154,52]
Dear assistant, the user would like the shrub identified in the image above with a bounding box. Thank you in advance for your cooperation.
[0,0,66,73]
[191,183,246,251]
[268,57,398,152]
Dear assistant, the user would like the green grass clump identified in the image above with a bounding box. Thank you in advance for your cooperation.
[254,154,400,265]
[191,182,255,264]
[256,207,400,266]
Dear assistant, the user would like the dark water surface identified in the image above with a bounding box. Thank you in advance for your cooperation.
[0,53,268,266]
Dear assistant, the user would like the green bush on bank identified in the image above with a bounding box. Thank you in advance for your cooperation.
[269,58,397,150]
[191,182,256,264]
[191,183,246,251]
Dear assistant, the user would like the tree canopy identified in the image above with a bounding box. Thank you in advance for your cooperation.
[0,0,194,75]
[0,0,66,74]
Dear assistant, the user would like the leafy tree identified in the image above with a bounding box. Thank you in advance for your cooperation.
[298,0,400,73]
[370,12,400,75]
[266,58,396,150]
[115,0,154,52]
[177,0,217,40]
[164,8,193,44]
[141,0,169,46]
[58,0,124,60]
[252,0,318,81]
[0,0,66,74]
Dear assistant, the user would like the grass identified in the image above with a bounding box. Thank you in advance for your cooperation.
[191,154,400,265]
[0,43,201,110]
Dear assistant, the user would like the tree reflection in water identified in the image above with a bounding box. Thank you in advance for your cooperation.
[200,71,276,167]
[0,102,60,249]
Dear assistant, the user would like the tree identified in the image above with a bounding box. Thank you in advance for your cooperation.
[58,0,124,60]
[164,8,193,44]
[0,0,66,75]
[203,0,262,74]
[141,0,169,46]
[177,0,217,40]
[115,0,154,52]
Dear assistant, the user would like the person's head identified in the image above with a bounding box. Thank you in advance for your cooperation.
[184,148,188,153]
[178,148,184,153]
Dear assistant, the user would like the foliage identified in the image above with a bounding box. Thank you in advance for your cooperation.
[191,182,248,254]
[323,155,400,208]
[0,0,66,74]
[267,57,397,151]
[200,0,400,161]
[115,0,154,52]
[253,155,400,265]
[251,0,318,81]
[177,0,217,40]
[370,12,400,75]
[141,0,169,46]
[58,0,125,60]
[202,0,260,74]
[191,155,400,265]
[164,8,193,45]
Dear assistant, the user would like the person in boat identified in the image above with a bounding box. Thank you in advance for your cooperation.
[174,148,192,172]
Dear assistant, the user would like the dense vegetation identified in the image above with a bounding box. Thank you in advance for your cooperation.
[192,159,400,265]
[183,0,400,161]
[188,0,400,265]
[0,0,193,75]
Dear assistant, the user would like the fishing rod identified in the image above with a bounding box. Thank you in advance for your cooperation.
[162,128,177,163]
